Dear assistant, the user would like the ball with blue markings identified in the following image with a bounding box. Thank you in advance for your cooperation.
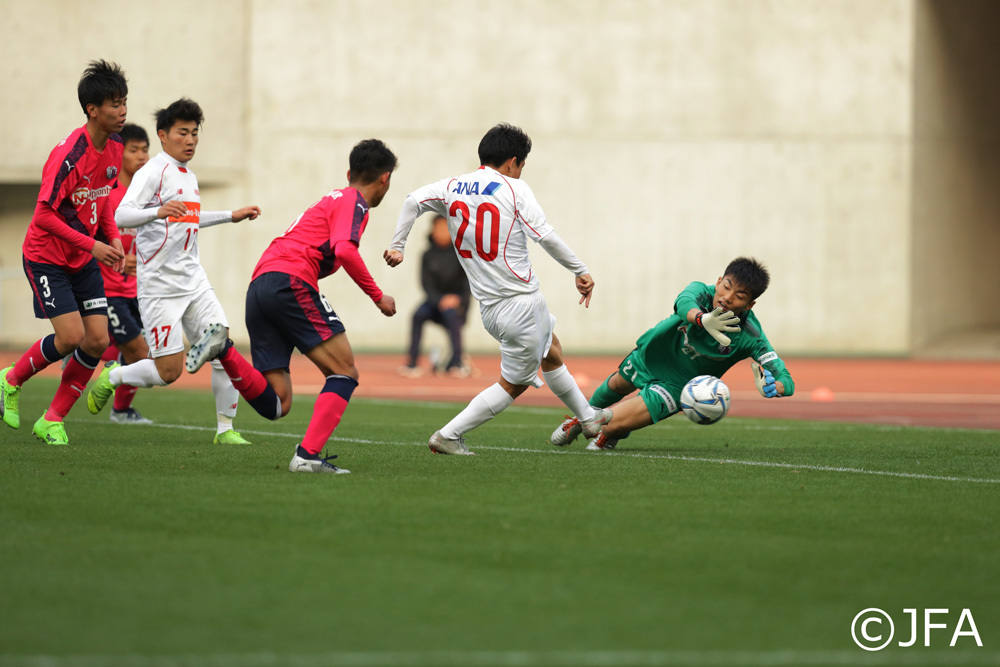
[680,375,731,425]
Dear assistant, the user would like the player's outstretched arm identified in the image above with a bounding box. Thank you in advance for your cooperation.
[576,273,595,308]
[232,206,261,222]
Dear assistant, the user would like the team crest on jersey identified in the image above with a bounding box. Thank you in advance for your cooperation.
[106,166,118,179]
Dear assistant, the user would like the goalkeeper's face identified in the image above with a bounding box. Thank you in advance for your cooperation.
[714,275,755,315]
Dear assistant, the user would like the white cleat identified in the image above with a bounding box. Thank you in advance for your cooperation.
[185,323,229,373]
[586,431,618,451]
[580,407,612,439]
[428,430,475,456]
[289,445,351,474]
[550,416,582,446]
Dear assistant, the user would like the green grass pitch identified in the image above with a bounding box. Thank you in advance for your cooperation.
[1,379,998,667]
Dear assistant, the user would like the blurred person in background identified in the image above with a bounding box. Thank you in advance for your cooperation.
[399,214,472,378]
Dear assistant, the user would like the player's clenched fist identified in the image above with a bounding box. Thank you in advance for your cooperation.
[383,249,403,267]
[376,294,396,317]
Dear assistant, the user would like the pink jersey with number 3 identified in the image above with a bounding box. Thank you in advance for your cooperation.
[22,126,123,271]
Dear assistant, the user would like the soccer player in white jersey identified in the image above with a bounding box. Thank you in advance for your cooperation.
[86,98,261,445]
[384,123,609,455]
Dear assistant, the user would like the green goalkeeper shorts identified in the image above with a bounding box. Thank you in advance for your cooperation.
[618,350,682,424]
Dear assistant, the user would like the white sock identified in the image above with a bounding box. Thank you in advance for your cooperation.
[112,359,167,388]
[440,383,514,439]
[542,365,596,422]
[211,360,238,433]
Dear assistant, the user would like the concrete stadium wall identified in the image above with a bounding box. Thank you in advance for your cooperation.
[0,0,925,357]
[911,0,1000,358]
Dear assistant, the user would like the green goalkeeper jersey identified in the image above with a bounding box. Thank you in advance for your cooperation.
[630,281,795,395]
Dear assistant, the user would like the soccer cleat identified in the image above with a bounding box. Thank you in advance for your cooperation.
[0,364,21,429]
[428,430,475,456]
[585,431,618,451]
[32,415,68,446]
[289,444,350,474]
[185,323,230,374]
[87,361,120,415]
[214,429,251,445]
[109,407,153,425]
[550,416,582,446]
[580,407,613,439]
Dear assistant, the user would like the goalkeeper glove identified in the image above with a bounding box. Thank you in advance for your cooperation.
[696,307,740,346]
[752,361,779,398]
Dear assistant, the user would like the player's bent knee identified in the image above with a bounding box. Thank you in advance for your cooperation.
[156,363,183,385]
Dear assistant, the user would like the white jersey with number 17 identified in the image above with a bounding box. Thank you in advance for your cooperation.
[402,165,554,306]
[117,151,212,299]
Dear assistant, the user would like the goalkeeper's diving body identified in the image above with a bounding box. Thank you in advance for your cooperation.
[550,257,795,450]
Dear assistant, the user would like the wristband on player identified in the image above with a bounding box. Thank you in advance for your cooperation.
[695,311,704,328]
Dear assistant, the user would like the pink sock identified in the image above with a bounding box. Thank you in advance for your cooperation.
[45,353,99,421]
[113,384,138,412]
[11,338,58,386]
[218,346,268,400]
[300,393,349,455]
[100,345,120,364]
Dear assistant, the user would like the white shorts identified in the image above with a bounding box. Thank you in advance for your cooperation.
[480,291,555,386]
[139,289,229,358]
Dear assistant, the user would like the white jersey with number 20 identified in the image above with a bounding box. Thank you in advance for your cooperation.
[399,165,554,306]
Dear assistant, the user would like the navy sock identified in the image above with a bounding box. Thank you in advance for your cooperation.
[41,334,61,363]
[248,383,282,421]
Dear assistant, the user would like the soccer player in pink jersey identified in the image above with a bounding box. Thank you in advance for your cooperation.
[0,60,128,445]
[384,123,608,455]
[86,99,261,446]
[97,122,153,424]
[184,139,398,473]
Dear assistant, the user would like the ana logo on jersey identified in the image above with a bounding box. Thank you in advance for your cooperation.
[452,181,501,196]
[106,166,118,179]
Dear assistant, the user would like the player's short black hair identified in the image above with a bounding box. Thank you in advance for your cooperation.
[478,123,532,168]
[724,257,770,300]
[154,98,204,133]
[78,60,128,116]
[119,123,149,146]
[348,139,398,185]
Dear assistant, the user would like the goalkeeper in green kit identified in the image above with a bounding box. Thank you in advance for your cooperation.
[551,257,794,450]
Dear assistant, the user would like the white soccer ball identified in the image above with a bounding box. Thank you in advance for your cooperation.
[680,375,731,425]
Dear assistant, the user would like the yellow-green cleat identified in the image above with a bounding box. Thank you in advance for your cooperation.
[33,415,68,446]
[214,429,251,445]
[87,361,119,415]
[1,364,21,429]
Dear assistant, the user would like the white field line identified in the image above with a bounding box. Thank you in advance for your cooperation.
[297,385,1000,404]
[2,649,998,667]
[78,420,1000,486]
